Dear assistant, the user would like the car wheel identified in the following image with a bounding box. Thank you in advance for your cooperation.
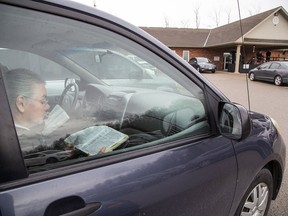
[235,168,273,216]
[274,75,282,86]
[249,72,255,81]
[212,70,215,73]
[46,157,58,164]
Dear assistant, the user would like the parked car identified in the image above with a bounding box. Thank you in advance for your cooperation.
[188,57,217,73]
[248,61,288,86]
[24,150,70,167]
[0,1,286,216]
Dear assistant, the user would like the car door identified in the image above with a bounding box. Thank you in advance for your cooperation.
[256,62,271,81]
[0,1,238,216]
[266,62,281,82]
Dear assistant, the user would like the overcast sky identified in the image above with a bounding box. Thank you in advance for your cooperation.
[70,0,288,28]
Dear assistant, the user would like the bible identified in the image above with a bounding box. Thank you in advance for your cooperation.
[64,125,128,155]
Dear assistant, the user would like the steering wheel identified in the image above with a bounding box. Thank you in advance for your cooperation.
[59,82,79,111]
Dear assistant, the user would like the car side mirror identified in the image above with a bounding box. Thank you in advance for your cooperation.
[95,54,101,63]
[218,102,251,140]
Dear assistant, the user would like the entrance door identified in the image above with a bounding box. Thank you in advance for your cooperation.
[223,53,232,70]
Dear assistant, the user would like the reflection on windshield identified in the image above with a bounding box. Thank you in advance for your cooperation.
[62,48,158,80]
[60,48,189,94]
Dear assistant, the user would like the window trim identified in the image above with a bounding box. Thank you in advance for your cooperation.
[0,70,28,184]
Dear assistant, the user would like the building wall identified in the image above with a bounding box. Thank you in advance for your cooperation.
[245,46,288,64]
[172,46,288,71]
[172,47,227,70]
[245,13,288,40]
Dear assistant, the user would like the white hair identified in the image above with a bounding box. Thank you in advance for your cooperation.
[3,68,44,111]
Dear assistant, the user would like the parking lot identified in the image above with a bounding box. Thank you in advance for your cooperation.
[203,71,288,216]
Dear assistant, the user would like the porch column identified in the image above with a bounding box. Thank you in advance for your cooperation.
[234,45,241,73]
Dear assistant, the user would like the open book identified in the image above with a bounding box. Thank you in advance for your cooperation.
[64,126,129,155]
[42,105,70,136]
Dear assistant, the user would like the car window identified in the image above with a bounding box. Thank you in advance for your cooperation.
[0,49,79,81]
[281,62,288,68]
[1,4,210,173]
[258,62,271,69]
[270,63,280,69]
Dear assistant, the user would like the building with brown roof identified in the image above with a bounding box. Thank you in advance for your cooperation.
[141,6,288,72]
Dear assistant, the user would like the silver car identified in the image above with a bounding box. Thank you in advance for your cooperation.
[188,57,216,73]
[24,150,70,167]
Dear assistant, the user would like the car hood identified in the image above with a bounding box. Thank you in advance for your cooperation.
[249,111,281,152]
[199,62,215,66]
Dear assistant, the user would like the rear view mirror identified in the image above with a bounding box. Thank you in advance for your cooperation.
[95,54,101,63]
[218,102,251,140]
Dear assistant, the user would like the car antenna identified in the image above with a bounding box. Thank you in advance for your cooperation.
[237,0,251,111]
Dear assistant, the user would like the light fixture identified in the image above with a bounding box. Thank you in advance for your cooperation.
[272,12,279,26]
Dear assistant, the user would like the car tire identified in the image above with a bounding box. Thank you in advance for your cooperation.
[249,72,255,81]
[211,70,215,73]
[274,75,282,86]
[235,168,273,216]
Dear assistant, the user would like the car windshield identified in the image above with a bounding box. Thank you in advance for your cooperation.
[197,57,210,63]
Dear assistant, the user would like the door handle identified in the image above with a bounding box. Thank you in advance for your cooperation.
[45,196,101,216]
[60,203,101,216]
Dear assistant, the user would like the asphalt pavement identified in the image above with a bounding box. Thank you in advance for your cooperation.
[202,71,288,216]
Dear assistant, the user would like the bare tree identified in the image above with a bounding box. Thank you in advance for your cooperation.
[164,16,170,27]
[211,8,221,27]
[180,19,192,28]
[248,5,261,16]
[248,10,253,16]
[225,8,232,24]
[193,4,201,29]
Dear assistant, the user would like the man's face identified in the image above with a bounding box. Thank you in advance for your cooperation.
[23,83,50,128]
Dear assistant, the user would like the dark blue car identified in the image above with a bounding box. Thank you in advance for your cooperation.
[249,61,288,86]
[0,0,286,216]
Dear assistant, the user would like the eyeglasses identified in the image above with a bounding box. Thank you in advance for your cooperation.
[23,96,49,105]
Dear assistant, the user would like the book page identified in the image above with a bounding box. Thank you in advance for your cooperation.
[42,105,70,136]
[64,126,128,155]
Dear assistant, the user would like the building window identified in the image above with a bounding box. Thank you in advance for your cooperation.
[182,50,189,62]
